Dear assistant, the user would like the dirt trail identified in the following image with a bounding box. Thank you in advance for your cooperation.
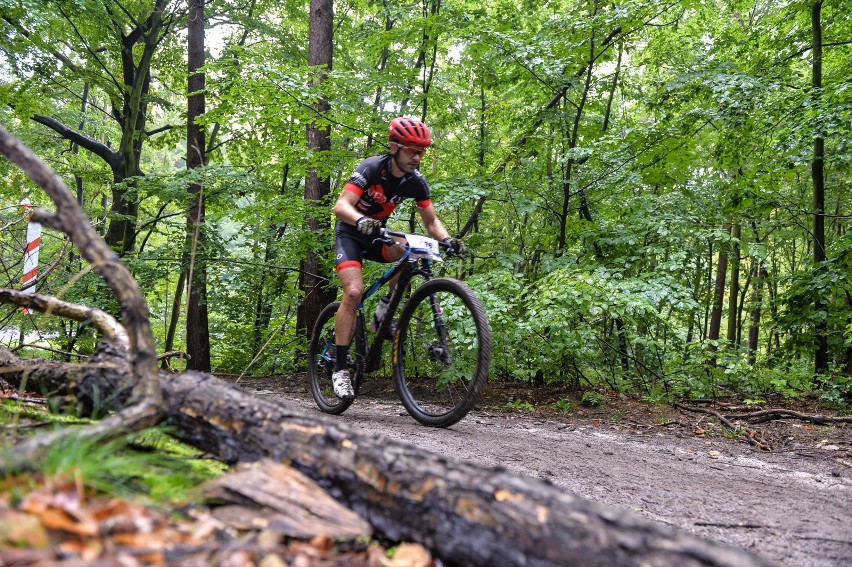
[248,378,851,567]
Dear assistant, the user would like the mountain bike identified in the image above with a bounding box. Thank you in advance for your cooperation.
[308,229,491,427]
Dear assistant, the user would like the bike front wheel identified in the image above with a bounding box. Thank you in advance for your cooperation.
[393,278,491,427]
[308,302,363,414]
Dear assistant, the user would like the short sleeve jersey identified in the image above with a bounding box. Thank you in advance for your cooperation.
[342,154,432,222]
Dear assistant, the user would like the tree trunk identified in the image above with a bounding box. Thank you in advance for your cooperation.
[163,270,186,368]
[104,0,172,255]
[726,222,740,348]
[686,253,703,343]
[845,291,852,375]
[707,223,731,367]
[602,41,622,132]
[811,0,828,373]
[185,0,211,372]
[748,260,766,366]
[298,0,337,340]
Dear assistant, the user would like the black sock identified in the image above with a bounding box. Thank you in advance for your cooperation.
[335,344,349,372]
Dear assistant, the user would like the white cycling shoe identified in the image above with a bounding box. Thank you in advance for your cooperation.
[332,369,355,400]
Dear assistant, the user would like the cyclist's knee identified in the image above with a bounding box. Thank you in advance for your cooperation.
[341,285,362,304]
[339,276,363,304]
[383,245,404,262]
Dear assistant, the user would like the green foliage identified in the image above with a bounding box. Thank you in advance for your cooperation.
[1,401,225,503]
[581,391,604,408]
[641,386,671,405]
[551,398,573,413]
[503,399,535,413]
[37,428,225,502]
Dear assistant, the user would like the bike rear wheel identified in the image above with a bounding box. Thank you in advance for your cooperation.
[308,302,364,414]
[393,278,491,427]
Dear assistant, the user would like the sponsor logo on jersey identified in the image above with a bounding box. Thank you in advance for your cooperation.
[367,184,387,204]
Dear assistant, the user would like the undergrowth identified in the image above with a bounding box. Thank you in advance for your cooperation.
[0,399,226,505]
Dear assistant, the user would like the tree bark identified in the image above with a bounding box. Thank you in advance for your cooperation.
[811,0,828,373]
[726,222,740,348]
[845,290,852,375]
[747,259,766,366]
[185,0,211,372]
[298,0,336,339]
[707,224,731,367]
[163,269,187,368]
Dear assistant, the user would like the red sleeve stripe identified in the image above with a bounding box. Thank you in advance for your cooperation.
[336,260,362,272]
[343,183,363,196]
[416,199,432,209]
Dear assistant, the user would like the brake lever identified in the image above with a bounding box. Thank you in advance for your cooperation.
[371,228,396,247]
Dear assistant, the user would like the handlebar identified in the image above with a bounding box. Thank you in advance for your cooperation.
[377,228,452,249]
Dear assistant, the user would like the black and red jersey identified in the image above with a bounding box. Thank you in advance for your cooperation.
[342,154,432,221]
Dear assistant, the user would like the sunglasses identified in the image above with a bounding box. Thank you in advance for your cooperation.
[397,144,427,157]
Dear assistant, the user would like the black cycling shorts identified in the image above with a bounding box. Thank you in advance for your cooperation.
[335,220,390,271]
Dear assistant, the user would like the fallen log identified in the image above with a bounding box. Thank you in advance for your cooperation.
[674,402,771,451]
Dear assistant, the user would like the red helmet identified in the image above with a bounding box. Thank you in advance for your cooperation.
[388,116,432,147]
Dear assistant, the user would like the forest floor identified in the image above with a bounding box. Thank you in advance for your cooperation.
[237,372,852,567]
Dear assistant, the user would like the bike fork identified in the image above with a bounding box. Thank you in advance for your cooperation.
[428,293,453,366]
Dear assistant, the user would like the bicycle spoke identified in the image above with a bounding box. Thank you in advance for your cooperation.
[394,278,490,427]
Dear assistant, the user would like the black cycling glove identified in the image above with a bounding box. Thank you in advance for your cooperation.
[356,216,382,236]
[443,237,466,256]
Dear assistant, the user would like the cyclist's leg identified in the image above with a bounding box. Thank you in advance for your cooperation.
[309,302,357,413]
[334,266,362,368]
[334,221,368,350]
[333,223,367,399]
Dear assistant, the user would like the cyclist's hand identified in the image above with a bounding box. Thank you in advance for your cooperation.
[356,216,382,236]
[443,237,466,256]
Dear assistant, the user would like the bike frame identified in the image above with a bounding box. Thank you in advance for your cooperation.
[355,232,447,376]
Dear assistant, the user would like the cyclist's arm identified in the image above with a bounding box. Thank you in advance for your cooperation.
[333,185,364,226]
[417,202,451,242]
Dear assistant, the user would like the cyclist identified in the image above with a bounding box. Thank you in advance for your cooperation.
[330,116,464,399]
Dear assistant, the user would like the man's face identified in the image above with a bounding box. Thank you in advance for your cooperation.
[391,142,427,173]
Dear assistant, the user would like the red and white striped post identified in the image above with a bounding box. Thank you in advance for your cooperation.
[20,198,41,314]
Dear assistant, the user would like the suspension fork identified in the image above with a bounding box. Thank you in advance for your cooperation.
[415,259,448,343]
[429,292,448,341]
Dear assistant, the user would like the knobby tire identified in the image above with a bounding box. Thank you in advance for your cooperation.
[392,278,491,427]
